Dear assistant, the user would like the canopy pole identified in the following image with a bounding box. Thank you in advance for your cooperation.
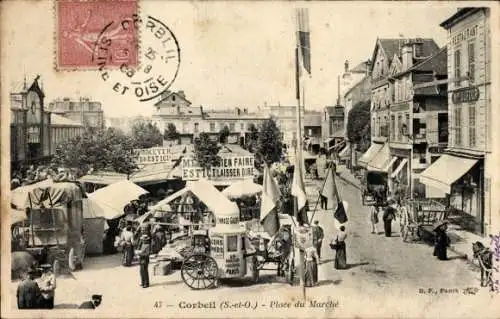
[28,193,35,248]
[309,164,333,224]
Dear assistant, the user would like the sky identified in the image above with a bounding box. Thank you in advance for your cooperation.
[1,1,464,118]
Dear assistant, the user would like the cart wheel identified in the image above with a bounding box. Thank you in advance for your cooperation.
[181,254,218,290]
[68,247,76,271]
[286,259,296,285]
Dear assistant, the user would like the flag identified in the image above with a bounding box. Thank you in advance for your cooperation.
[260,164,281,236]
[321,167,348,224]
[296,8,311,75]
[291,150,308,225]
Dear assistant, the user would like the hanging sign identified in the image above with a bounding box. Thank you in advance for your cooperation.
[131,145,188,164]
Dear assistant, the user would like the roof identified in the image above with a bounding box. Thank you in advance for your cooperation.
[304,112,322,127]
[350,60,370,73]
[401,47,447,77]
[204,112,268,120]
[51,114,84,127]
[87,180,149,219]
[414,86,447,97]
[371,38,440,71]
[154,91,192,106]
[440,8,483,29]
[344,76,370,97]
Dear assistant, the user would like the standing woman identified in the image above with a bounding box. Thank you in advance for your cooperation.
[331,226,347,269]
[433,220,450,260]
[370,205,380,234]
[304,244,320,287]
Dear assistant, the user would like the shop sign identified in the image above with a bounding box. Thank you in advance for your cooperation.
[452,25,478,46]
[27,126,40,143]
[452,86,480,104]
[216,216,240,225]
[182,155,255,181]
[132,145,189,164]
[225,254,241,275]
[428,147,444,154]
[210,236,224,258]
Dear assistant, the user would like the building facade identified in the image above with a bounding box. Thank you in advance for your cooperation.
[420,8,492,235]
[48,97,104,129]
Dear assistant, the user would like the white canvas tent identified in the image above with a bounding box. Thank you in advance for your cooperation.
[139,179,239,224]
[87,180,149,220]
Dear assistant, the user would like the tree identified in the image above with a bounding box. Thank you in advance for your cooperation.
[51,127,138,176]
[194,132,221,170]
[164,123,179,141]
[218,126,230,144]
[130,120,163,149]
[244,123,259,152]
[255,118,282,166]
[347,100,371,152]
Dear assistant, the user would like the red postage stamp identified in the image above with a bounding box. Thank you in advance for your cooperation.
[56,0,139,70]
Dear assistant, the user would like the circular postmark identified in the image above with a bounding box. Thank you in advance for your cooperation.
[93,14,180,102]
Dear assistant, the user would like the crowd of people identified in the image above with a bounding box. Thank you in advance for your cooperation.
[11,164,84,190]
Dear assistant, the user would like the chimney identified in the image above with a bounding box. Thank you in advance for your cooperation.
[178,90,185,98]
[344,60,349,72]
[402,40,413,70]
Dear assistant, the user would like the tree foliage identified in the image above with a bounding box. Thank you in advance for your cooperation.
[256,119,282,166]
[51,127,138,175]
[347,100,371,152]
[164,123,179,141]
[194,132,221,170]
[130,120,163,149]
[244,123,259,152]
[218,125,230,144]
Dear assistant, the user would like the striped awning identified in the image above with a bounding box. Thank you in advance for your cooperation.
[367,144,392,172]
[419,155,477,194]
[339,144,351,158]
[391,158,408,178]
[358,143,384,168]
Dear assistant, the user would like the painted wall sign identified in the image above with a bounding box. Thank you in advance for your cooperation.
[132,145,188,164]
[182,155,255,181]
[452,25,478,46]
[452,86,480,104]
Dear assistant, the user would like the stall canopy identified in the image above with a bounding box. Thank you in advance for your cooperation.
[11,180,85,209]
[11,208,27,225]
[145,179,239,222]
[358,143,384,168]
[87,180,149,220]
[391,158,408,178]
[419,154,478,194]
[367,144,394,172]
[339,144,351,158]
[222,179,262,198]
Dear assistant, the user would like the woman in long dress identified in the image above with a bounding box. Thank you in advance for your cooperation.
[304,245,320,287]
[433,222,450,260]
[333,226,347,269]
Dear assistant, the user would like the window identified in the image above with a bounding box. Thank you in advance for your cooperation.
[414,44,423,57]
[405,113,410,140]
[468,42,475,82]
[229,123,235,132]
[455,108,462,146]
[390,115,396,140]
[397,114,402,141]
[194,123,199,133]
[454,49,461,86]
[227,235,238,252]
[172,95,176,101]
[210,122,215,132]
[469,106,476,147]
[240,123,244,131]
[438,113,448,143]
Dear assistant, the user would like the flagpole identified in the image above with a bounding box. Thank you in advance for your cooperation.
[309,164,333,223]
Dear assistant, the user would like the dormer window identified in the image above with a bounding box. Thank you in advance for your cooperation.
[414,43,423,57]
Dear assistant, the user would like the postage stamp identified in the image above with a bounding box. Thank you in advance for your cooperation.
[56,0,139,70]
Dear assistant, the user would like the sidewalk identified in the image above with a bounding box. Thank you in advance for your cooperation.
[332,164,484,268]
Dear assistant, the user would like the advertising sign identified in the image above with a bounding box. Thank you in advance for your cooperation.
[132,145,190,164]
[293,226,313,250]
[182,155,255,181]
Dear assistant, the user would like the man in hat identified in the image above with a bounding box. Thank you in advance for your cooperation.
[136,234,151,288]
[382,198,397,237]
[17,268,42,309]
[38,264,56,309]
[311,220,324,259]
[79,294,102,309]
[120,225,135,266]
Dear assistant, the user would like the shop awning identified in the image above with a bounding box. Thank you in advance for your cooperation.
[339,144,351,158]
[367,144,392,172]
[329,140,345,152]
[419,154,478,194]
[358,143,384,167]
[391,158,408,178]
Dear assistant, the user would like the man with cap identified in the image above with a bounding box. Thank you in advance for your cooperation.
[38,264,56,309]
[382,198,397,237]
[136,233,151,288]
[17,268,42,309]
[312,220,324,259]
[79,294,102,309]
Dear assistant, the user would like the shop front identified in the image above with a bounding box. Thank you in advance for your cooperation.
[419,153,484,234]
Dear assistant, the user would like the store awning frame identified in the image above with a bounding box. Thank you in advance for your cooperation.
[339,144,351,158]
[358,143,384,168]
[367,144,391,172]
[419,154,478,194]
[391,158,408,178]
